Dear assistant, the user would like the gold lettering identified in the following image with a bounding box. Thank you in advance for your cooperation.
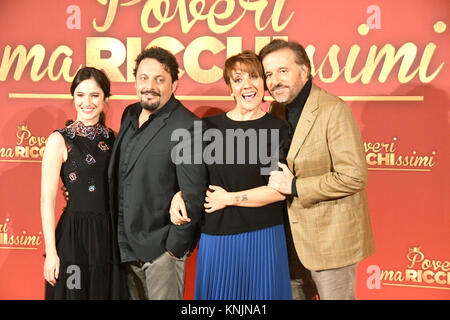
[389,141,396,153]
[93,0,293,34]
[365,142,380,153]
[30,147,41,159]
[186,0,207,32]
[423,270,434,284]
[207,0,246,34]
[17,128,31,146]
[28,136,37,147]
[270,0,294,31]
[380,270,404,282]
[377,153,390,166]
[314,45,343,83]
[380,142,393,152]
[0,44,77,82]
[127,37,142,82]
[227,37,243,58]
[366,153,377,166]
[141,0,178,34]
[394,271,405,281]
[93,0,119,32]
[0,45,46,81]
[240,0,293,32]
[183,36,225,84]
[405,269,418,282]
[6,233,41,246]
[380,270,396,281]
[310,41,444,84]
[305,45,315,74]
[0,220,8,233]
[0,148,14,158]
[419,43,444,83]
[408,251,424,268]
[15,146,27,157]
[86,37,126,82]
[344,45,365,84]
[412,155,435,167]
[38,137,47,147]
[47,46,76,81]
[422,259,431,270]
[435,271,447,285]
[442,261,450,272]
[362,43,418,84]
[0,232,7,245]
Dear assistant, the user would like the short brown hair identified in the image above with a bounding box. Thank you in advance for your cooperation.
[259,39,312,79]
[223,50,264,87]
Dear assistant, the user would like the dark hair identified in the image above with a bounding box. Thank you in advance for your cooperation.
[70,67,111,98]
[133,47,179,82]
[259,39,312,79]
[68,67,111,126]
[223,50,264,87]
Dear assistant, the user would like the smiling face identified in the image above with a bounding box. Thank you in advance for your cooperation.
[228,62,265,112]
[73,78,105,125]
[262,47,309,104]
[135,58,178,113]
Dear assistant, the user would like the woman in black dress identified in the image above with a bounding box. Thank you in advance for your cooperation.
[40,67,127,299]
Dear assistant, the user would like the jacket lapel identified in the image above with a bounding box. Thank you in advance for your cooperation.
[108,113,132,181]
[287,83,320,172]
[123,98,178,177]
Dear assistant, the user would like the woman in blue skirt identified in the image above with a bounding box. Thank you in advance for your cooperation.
[170,51,292,300]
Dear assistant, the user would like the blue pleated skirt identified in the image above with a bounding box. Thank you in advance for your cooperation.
[194,224,292,300]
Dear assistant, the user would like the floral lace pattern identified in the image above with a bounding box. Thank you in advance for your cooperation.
[59,121,110,140]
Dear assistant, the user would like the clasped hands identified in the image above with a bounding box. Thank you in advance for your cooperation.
[169,185,230,225]
[169,162,294,226]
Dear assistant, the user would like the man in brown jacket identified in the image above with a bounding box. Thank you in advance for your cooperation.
[260,39,374,300]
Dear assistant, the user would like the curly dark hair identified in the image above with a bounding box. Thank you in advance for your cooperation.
[133,47,179,83]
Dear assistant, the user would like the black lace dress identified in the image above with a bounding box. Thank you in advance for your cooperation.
[45,121,128,300]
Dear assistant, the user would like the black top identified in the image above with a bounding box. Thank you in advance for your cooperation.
[58,121,115,214]
[201,112,290,235]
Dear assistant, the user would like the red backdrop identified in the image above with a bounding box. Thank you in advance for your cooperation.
[0,0,449,300]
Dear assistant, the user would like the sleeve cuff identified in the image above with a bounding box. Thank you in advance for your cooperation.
[291,177,298,197]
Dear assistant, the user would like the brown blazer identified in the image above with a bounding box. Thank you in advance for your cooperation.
[269,83,374,271]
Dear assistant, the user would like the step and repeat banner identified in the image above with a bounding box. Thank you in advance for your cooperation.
[0,0,448,300]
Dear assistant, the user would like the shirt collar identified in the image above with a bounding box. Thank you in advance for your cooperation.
[130,94,177,124]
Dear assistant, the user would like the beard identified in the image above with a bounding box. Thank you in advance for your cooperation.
[269,84,292,104]
[141,98,160,111]
[140,90,161,111]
